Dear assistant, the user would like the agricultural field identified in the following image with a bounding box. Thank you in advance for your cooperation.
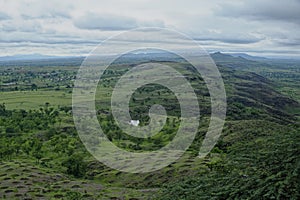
[0,90,71,110]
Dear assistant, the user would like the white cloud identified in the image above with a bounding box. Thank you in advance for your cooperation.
[73,13,138,30]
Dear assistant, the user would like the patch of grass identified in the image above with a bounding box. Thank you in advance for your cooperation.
[0,90,71,110]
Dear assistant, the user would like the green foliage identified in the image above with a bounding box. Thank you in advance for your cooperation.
[62,153,87,178]
[65,191,83,200]
[157,125,300,199]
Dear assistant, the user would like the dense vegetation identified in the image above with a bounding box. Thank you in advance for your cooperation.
[0,53,299,199]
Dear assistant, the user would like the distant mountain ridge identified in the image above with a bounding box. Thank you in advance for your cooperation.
[0,52,298,69]
[0,51,297,62]
[227,53,267,61]
[0,53,63,61]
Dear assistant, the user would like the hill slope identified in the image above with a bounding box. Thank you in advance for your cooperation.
[0,53,299,199]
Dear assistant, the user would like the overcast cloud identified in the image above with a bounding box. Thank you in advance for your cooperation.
[0,0,299,57]
[0,11,11,20]
[217,0,300,25]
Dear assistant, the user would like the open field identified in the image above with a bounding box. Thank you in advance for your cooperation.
[0,90,72,110]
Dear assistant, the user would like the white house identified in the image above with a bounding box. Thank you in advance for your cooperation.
[129,120,140,126]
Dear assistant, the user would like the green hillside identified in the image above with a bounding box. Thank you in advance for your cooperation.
[0,54,299,199]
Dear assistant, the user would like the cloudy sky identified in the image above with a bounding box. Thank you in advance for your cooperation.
[0,0,299,58]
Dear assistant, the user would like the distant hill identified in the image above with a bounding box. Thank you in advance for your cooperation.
[0,53,63,61]
[210,52,270,70]
[0,55,84,67]
[210,52,256,62]
[228,53,267,61]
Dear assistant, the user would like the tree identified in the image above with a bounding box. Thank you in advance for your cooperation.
[31,138,43,164]
[31,83,38,91]
[62,153,87,178]
[0,103,6,116]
